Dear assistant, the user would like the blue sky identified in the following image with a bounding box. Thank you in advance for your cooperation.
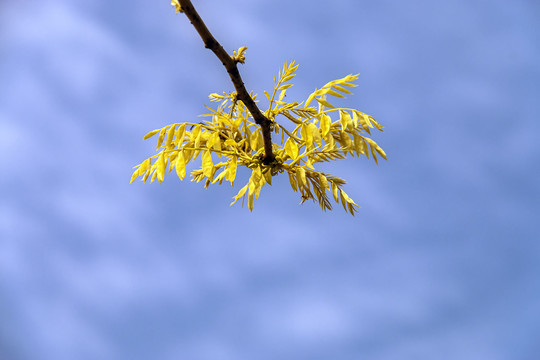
[1,1,539,359]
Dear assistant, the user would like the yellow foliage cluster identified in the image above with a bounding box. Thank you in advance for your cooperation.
[131,60,385,215]
[171,0,183,14]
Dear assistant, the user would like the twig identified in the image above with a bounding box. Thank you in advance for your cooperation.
[177,0,275,164]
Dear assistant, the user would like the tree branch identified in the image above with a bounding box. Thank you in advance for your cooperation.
[177,0,275,164]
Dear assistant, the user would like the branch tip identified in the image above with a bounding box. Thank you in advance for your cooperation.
[177,0,275,162]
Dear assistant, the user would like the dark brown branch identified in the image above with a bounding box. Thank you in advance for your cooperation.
[178,0,275,164]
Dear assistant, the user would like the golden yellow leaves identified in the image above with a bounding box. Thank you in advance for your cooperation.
[265,61,299,113]
[232,46,248,64]
[254,62,385,214]
[305,74,359,108]
[277,61,298,88]
[171,0,183,13]
[283,164,358,214]
[131,61,386,215]
[230,166,264,211]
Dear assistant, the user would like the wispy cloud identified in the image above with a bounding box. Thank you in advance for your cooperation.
[1,0,539,359]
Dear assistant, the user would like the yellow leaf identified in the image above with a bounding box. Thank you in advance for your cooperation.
[168,158,175,173]
[281,74,296,83]
[331,182,339,202]
[365,138,387,160]
[183,147,193,163]
[194,131,204,149]
[190,124,201,142]
[230,184,248,206]
[341,74,359,86]
[263,170,272,185]
[364,115,374,128]
[378,146,387,160]
[352,111,359,129]
[254,179,263,199]
[142,158,151,173]
[248,189,254,211]
[176,124,186,146]
[227,156,237,185]
[251,166,262,184]
[296,167,306,188]
[356,111,372,134]
[325,133,335,149]
[362,139,370,159]
[319,173,329,190]
[250,130,261,150]
[202,150,213,177]
[353,133,365,156]
[143,129,160,140]
[175,152,186,180]
[206,131,216,149]
[150,170,158,183]
[200,131,211,144]
[288,172,298,191]
[347,201,357,216]
[156,128,166,150]
[315,97,334,109]
[320,114,331,137]
[308,123,322,147]
[224,139,236,147]
[256,131,263,150]
[130,168,139,183]
[341,190,353,204]
[277,83,293,91]
[305,92,317,107]
[340,192,348,212]
[369,116,384,131]
[370,145,379,165]
[212,132,222,155]
[157,153,166,182]
[340,111,352,131]
[244,126,252,147]
[166,125,176,148]
[192,149,201,162]
[284,138,299,160]
[142,169,151,182]
[212,169,228,184]
[247,177,257,210]
[332,84,352,94]
[340,131,352,151]
[301,124,313,149]
[326,89,345,98]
